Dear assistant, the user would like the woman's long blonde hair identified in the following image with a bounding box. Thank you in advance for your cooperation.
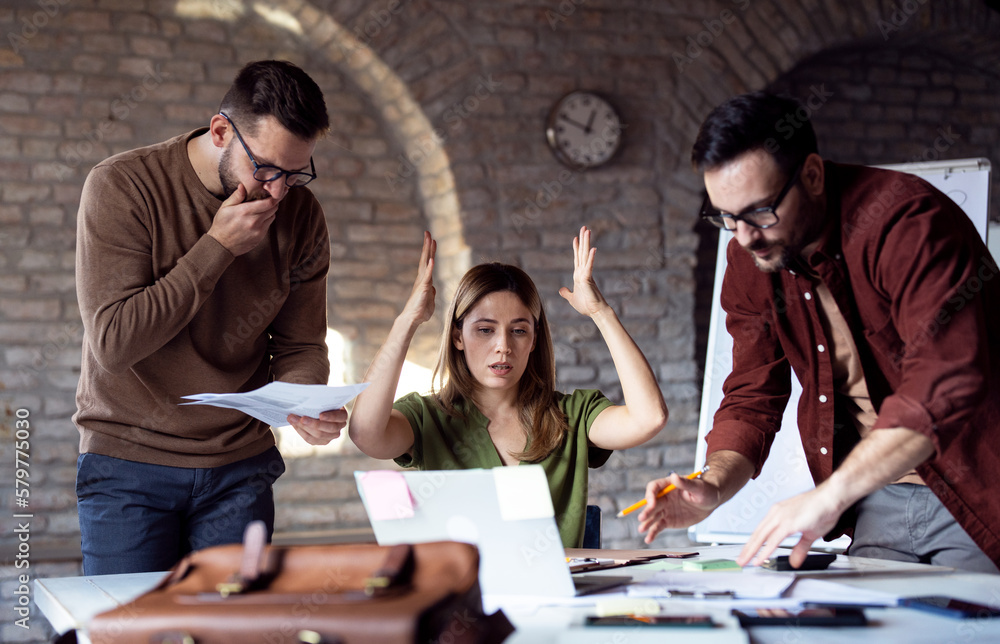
[432,263,567,463]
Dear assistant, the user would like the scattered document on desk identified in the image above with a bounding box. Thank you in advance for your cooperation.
[787,578,900,606]
[180,381,369,428]
[628,571,795,600]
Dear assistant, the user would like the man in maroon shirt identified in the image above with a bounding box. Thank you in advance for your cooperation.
[638,92,1000,573]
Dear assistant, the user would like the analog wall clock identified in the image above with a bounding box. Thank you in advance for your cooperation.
[545,91,624,169]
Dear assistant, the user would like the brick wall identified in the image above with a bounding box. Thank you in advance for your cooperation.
[0,1,998,640]
[770,43,1000,219]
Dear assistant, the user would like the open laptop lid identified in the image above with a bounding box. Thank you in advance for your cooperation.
[354,465,577,597]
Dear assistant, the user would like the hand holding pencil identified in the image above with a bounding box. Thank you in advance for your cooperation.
[635,465,727,544]
[617,467,708,517]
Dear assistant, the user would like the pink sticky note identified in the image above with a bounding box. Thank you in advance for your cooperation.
[360,471,415,521]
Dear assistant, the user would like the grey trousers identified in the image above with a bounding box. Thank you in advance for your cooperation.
[849,483,998,574]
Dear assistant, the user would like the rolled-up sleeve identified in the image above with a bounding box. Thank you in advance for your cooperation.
[707,242,792,478]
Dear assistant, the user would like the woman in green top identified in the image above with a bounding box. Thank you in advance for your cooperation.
[348,226,669,547]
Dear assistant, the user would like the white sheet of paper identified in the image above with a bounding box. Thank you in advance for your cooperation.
[627,570,795,599]
[180,381,370,428]
[786,577,900,605]
[493,466,555,521]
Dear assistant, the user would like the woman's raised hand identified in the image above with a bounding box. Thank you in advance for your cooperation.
[400,231,436,327]
[558,226,609,318]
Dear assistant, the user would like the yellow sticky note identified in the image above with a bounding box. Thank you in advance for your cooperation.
[594,598,661,617]
[493,466,554,521]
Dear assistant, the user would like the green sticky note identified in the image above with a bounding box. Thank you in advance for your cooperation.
[682,558,742,571]
[642,560,687,572]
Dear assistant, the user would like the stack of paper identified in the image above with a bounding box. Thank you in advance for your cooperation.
[181,381,369,428]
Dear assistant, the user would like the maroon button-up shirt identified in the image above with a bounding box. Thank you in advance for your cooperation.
[708,161,1000,564]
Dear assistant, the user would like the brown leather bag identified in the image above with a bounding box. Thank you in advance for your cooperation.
[87,523,513,644]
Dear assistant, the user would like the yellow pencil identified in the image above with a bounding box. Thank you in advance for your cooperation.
[616,467,708,518]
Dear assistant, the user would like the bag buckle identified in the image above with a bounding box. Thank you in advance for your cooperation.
[214,581,245,598]
[215,520,268,597]
[364,544,415,597]
[150,632,196,644]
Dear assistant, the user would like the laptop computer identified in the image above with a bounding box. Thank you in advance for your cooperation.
[354,465,630,597]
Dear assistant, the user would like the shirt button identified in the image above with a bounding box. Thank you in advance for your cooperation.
[835,253,842,260]
[819,395,828,403]
[804,292,812,301]
[820,447,828,455]
[818,344,826,352]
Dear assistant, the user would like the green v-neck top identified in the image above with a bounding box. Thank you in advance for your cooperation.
[392,389,614,548]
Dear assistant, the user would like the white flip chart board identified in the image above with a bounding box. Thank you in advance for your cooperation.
[691,158,992,547]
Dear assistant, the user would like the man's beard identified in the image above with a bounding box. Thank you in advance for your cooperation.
[217,143,240,199]
[217,143,268,201]
[744,239,794,273]
[744,197,822,273]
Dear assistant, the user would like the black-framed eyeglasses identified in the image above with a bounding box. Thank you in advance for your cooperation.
[700,161,803,231]
[219,112,317,187]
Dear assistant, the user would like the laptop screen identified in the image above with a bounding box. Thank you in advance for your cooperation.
[355,465,577,597]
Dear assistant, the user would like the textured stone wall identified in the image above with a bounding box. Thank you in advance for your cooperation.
[0,1,998,640]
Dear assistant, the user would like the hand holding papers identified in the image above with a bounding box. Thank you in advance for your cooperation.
[181,381,369,428]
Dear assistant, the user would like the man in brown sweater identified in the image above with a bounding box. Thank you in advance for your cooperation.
[74,60,344,574]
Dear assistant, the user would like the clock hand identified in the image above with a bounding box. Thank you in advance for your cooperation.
[584,109,596,134]
[559,114,591,131]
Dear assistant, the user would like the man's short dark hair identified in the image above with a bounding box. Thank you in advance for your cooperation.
[219,60,329,140]
[691,91,817,176]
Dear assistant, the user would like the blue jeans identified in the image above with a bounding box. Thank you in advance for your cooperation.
[76,447,285,575]
[849,483,999,574]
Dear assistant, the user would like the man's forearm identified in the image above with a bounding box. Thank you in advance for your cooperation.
[703,449,757,507]
[821,427,934,511]
[80,234,234,373]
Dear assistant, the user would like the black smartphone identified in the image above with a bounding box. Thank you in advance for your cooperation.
[732,607,868,627]
[585,615,715,627]
[760,553,837,571]
[900,596,1000,619]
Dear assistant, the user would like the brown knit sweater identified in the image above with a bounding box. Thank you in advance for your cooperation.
[74,129,331,467]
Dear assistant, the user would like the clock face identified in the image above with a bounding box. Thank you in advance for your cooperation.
[546,91,623,169]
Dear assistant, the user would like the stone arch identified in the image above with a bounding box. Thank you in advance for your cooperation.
[279,2,513,381]
[287,2,475,289]
[662,0,1000,177]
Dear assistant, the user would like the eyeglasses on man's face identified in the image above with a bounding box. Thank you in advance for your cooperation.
[219,112,316,187]
[700,161,803,231]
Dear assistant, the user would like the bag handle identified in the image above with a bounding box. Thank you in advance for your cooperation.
[215,520,269,597]
[213,522,415,599]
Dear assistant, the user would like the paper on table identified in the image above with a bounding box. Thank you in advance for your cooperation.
[787,577,900,605]
[180,381,370,428]
[359,471,414,521]
[627,570,796,600]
